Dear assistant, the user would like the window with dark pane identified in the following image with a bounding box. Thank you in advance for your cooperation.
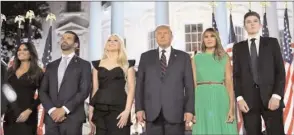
[198,24,203,32]
[185,25,191,33]
[186,43,192,52]
[148,31,156,49]
[185,34,191,42]
[234,26,244,42]
[192,24,197,32]
[184,23,203,52]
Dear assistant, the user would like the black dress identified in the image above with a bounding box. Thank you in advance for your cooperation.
[3,70,43,135]
[90,60,135,135]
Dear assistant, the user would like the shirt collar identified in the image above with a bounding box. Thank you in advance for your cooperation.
[62,52,75,59]
[158,46,172,53]
[248,35,260,42]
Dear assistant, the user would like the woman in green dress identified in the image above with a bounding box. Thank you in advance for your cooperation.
[191,28,238,134]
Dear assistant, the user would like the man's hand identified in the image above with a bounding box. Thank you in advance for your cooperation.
[50,108,66,122]
[136,111,145,124]
[268,97,280,111]
[184,112,193,128]
[237,99,250,113]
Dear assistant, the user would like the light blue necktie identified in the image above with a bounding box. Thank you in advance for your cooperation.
[58,56,69,91]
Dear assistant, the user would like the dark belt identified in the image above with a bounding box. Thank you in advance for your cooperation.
[197,81,224,85]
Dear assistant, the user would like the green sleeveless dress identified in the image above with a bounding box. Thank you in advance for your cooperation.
[192,53,238,135]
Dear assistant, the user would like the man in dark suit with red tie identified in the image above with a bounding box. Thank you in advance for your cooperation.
[233,11,285,135]
[135,25,195,135]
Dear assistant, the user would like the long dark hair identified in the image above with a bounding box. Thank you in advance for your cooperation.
[201,28,227,61]
[7,42,42,85]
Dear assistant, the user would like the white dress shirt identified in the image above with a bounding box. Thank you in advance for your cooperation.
[237,36,281,102]
[158,46,171,66]
[48,52,75,115]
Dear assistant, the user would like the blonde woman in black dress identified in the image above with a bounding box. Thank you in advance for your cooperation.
[89,34,136,135]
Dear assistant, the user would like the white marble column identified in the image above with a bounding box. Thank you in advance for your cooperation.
[215,2,229,46]
[266,2,279,39]
[155,2,169,26]
[89,1,102,61]
[111,2,124,37]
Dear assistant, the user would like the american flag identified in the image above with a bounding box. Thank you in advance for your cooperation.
[212,12,218,32]
[282,8,294,135]
[228,14,236,45]
[225,13,245,135]
[226,13,236,60]
[37,25,53,135]
[262,12,269,37]
[41,26,52,67]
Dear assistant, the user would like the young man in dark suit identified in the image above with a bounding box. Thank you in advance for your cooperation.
[39,31,92,135]
[233,11,285,135]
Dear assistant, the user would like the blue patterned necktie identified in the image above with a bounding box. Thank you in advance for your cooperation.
[160,50,167,79]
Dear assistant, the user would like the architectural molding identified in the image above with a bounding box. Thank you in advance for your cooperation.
[55,22,88,36]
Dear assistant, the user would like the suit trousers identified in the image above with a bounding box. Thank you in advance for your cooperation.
[146,110,185,135]
[45,115,83,135]
[242,85,285,135]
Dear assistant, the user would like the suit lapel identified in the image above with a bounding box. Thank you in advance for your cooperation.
[165,48,177,76]
[258,37,267,70]
[154,49,162,79]
[59,55,78,90]
[167,48,177,68]
[53,58,61,95]
[243,40,253,75]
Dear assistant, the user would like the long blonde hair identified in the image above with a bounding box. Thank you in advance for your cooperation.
[101,34,129,78]
[201,28,227,61]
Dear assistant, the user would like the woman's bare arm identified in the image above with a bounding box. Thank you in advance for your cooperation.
[125,67,136,112]
[225,57,235,110]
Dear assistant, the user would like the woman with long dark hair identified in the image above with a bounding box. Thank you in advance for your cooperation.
[4,42,43,135]
[191,28,237,134]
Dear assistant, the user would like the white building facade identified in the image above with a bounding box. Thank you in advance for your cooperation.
[40,2,294,64]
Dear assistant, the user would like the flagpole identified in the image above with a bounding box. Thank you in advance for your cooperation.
[46,13,56,27]
[25,10,35,42]
[260,2,269,14]
[14,15,24,48]
[209,1,217,13]
[249,1,252,11]
[227,2,233,14]
[209,1,218,32]
[37,13,55,135]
